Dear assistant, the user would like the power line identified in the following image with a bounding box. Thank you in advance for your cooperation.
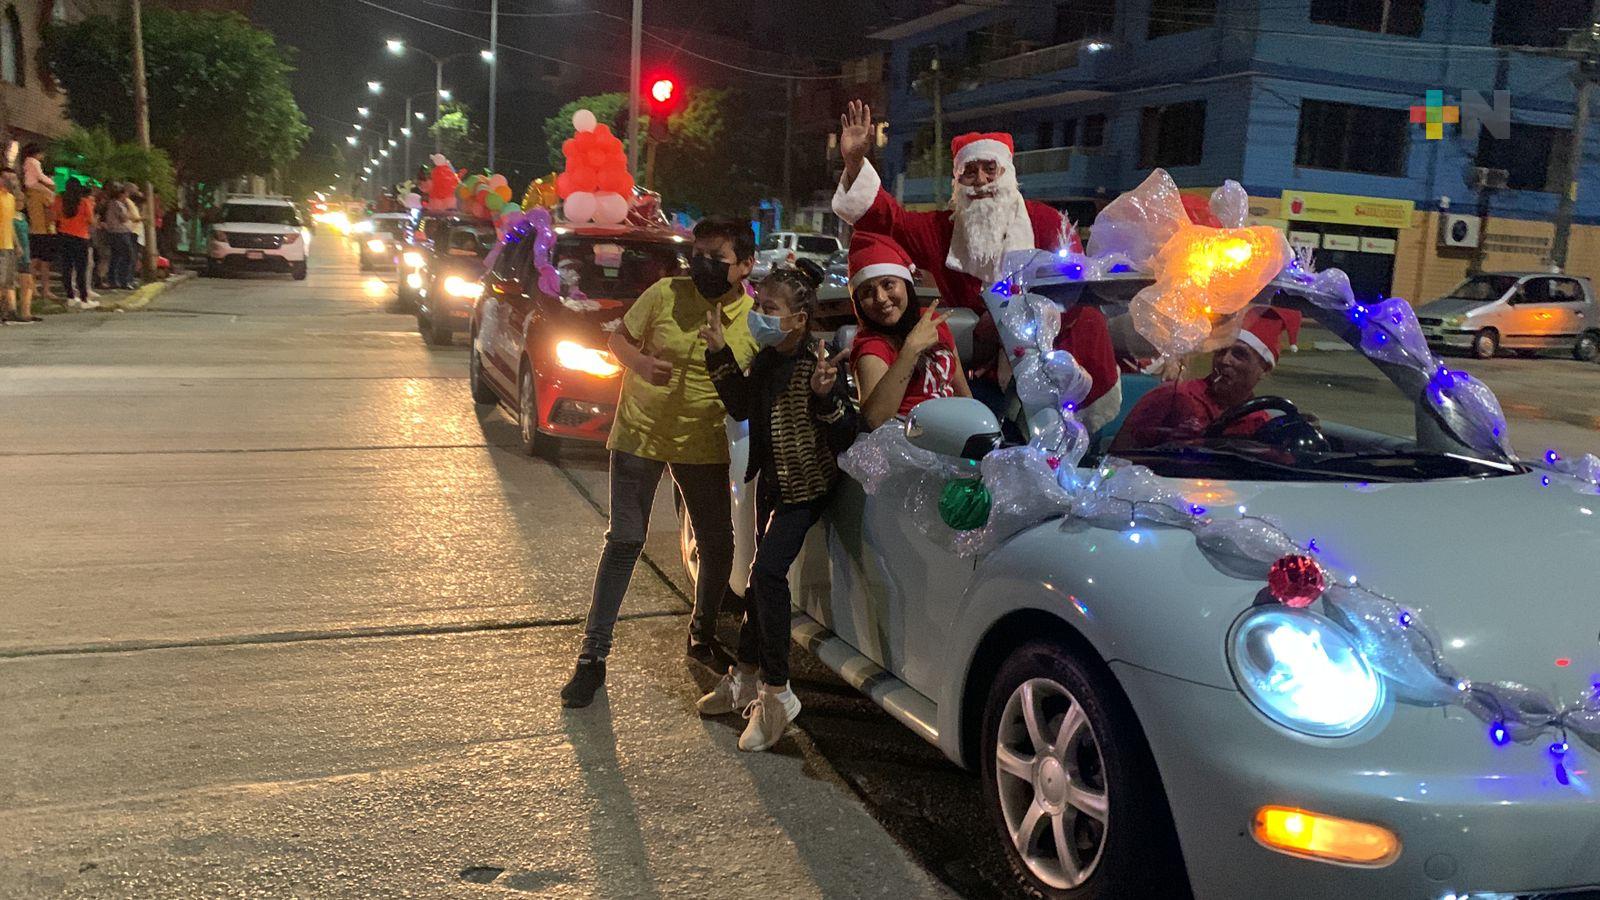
[410,0,594,16]
[352,0,626,78]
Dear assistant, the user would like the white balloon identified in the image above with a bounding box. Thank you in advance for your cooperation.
[564,191,597,224]
[572,109,597,133]
[593,192,629,225]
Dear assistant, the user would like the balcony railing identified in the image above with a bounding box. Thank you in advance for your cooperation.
[976,40,1086,86]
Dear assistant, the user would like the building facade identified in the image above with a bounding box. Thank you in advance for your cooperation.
[0,0,116,152]
[871,0,1600,302]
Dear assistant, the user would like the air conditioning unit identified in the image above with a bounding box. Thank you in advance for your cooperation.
[1440,213,1481,248]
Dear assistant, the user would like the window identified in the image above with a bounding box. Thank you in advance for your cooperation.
[1140,101,1206,167]
[1295,99,1408,176]
[1477,122,1566,192]
[908,43,939,78]
[0,6,21,86]
[1080,114,1105,148]
[1310,0,1424,38]
[965,21,1016,67]
[1035,121,1055,149]
[1053,0,1116,44]
[1492,1,1588,47]
[1515,277,1583,304]
[1061,118,1079,147]
[1148,0,1215,38]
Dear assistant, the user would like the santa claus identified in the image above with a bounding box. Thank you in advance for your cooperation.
[832,100,1121,430]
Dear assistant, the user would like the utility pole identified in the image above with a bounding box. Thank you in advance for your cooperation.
[434,58,444,155]
[487,0,499,171]
[404,96,413,178]
[1551,2,1600,271]
[931,55,945,179]
[782,76,794,225]
[627,0,643,179]
[130,0,158,279]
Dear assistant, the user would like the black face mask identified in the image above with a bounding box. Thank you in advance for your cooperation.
[689,254,732,300]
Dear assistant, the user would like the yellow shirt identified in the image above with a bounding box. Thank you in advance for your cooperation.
[0,192,15,251]
[608,277,757,464]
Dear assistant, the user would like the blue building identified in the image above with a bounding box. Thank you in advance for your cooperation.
[868,0,1600,301]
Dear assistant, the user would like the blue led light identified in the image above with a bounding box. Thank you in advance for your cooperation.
[1398,610,1412,628]
[1546,449,1562,465]
[1109,263,1132,273]
[1542,476,1551,486]
[1306,538,1320,553]
[1489,722,1510,746]
[1189,504,1206,516]
[1064,262,1083,279]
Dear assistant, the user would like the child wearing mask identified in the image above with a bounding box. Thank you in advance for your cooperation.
[560,215,760,709]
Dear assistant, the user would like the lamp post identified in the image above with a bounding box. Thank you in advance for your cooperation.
[487,0,499,170]
[399,89,435,179]
[386,39,492,156]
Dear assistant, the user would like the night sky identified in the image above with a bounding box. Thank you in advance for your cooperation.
[251,0,888,181]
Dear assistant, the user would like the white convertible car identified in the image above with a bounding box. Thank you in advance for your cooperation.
[680,207,1600,900]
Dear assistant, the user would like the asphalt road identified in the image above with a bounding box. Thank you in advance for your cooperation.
[4,236,1598,900]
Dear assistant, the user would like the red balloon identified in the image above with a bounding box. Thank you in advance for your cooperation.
[597,168,634,195]
[556,171,575,197]
[571,167,599,193]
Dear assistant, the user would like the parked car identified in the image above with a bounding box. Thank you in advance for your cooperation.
[680,266,1600,899]
[403,218,496,344]
[752,231,842,280]
[469,224,689,456]
[205,197,309,280]
[353,212,414,272]
[1417,271,1600,360]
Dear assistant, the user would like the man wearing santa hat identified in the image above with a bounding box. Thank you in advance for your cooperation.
[1111,306,1303,452]
[832,100,1119,430]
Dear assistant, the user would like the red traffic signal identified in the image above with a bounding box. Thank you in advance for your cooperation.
[646,75,681,141]
[649,78,675,105]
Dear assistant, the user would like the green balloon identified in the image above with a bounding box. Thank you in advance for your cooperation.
[485,193,506,211]
[939,477,991,531]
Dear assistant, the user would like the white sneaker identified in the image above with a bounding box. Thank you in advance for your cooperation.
[696,667,756,716]
[86,290,101,300]
[738,684,801,752]
[65,298,83,309]
[81,299,101,310]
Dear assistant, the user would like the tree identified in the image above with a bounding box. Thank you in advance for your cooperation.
[50,126,176,201]
[430,101,487,175]
[282,138,346,201]
[46,9,309,190]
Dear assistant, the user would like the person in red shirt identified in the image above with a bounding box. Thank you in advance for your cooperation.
[847,232,970,428]
[1111,307,1302,452]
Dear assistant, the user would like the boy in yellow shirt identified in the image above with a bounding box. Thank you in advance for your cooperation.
[0,172,18,325]
[561,215,759,708]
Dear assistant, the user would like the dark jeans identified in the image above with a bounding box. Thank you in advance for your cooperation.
[58,236,89,299]
[581,450,733,660]
[737,486,827,686]
[109,233,136,286]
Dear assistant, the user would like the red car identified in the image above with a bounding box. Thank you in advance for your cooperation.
[469,224,689,455]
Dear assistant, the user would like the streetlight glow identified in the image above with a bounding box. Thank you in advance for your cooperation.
[368,81,383,94]
[346,135,358,145]
[358,107,370,118]
[386,39,403,54]
[414,111,427,121]
[480,49,495,62]
[380,149,390,157]
[438,89,452,101]
[388,139,398,147]
[401,127,412,137]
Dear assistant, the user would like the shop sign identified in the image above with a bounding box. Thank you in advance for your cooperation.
[1282,190,1414,229]
[1360,237,1397,255]
[1322,234,1361,252]
[1288,231,1322,250]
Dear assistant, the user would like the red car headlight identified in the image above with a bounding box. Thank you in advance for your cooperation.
[554,340,622,378]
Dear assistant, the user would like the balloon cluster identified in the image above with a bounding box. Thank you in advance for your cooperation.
[458,171,521,224]
[557,109,634,226]
[522,173,559,211]
[408,154,461,214]
[482,206,591,308]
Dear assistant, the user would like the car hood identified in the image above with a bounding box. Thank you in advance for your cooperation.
[1169,470,1600,692]
[1420,297,1495,318]
[221,222,300,235]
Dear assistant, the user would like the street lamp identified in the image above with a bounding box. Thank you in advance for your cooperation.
[388,139,398,148]
[346,135,358,145]
[382,39,491,155]
[479,49,495,62]
[401,127,412,137]
[385,38,403,54]
[358,107,370,118]
[415,110,428,120]
[368,80,383,94]
[438,89,452,101]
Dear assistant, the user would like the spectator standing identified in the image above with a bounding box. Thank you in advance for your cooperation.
[3,171,40,322]
[102,184,136,290]
[0,174,22,325]
[20,145,58,304]
[91,187,112,290]
[54,180,98,309]
[123,188,144,285]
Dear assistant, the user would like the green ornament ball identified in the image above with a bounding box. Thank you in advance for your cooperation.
[939,477,992,531]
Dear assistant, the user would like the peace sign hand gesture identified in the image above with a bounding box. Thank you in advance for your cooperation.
[699,308,726,353]
[811,342,849,396]
[903,299,950,358]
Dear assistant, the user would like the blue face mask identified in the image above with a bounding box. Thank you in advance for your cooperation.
[747,309,793,348]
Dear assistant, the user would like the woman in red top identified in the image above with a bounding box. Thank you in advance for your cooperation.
[53,179,96,304]
[847,232,970,429]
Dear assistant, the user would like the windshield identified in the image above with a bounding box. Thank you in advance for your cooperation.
[547,236,684,299]
[449,227,494,256]
[221,204,300,226]
[797,235,839,254]
[1447,274,1517,302]
[1094,299,1516,482]
[370,217,410,237]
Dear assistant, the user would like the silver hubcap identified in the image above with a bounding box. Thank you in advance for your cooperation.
[995,678,1109,890]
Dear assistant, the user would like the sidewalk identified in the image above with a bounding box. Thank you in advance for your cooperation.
[34,269,196,316]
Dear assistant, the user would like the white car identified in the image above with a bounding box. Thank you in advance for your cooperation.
[681,254,1600,898]
[206,197,309,280]
[752,231,842,280]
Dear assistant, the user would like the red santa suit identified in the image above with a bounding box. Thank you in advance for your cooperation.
[834,131,1117,428]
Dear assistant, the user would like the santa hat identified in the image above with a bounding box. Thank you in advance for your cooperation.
[951,132,1015,173]
[1236,306,1304,368]
[848,231,914,293]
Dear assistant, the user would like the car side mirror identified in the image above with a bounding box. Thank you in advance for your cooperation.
[905,397,1001,460]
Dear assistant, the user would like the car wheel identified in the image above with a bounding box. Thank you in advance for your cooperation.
[1575,331,1600,362]
[981,640,1188,900]
[426,317,453,346]
[1471,329,1499,359]
[518,363,559,459]
[291,262,307,281]
[468,336,498,404]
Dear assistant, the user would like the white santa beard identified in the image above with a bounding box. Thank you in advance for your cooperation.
[946,169,1034,283]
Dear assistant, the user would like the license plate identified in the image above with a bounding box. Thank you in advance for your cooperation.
[246,251,265,260]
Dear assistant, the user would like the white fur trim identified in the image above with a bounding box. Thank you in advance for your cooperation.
[1080,380,1123,434]
[953,138,1012,172]
[1237,330,1276,367]
[832,159,882,225]
[849,262,912,292]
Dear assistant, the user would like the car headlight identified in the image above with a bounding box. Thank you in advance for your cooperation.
[1229,607,1383,737]
[366,238,385,253]
[406,272,424,291]
[283,232,300,245]
[353,221,374,234]
[1442,315,1465,328]
[442,275,483,299]
[403,251,426,269]
[554,339,622,378]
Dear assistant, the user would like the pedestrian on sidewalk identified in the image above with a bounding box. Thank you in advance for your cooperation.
[694,261,859,751]
[122,188,144,288]
[91,187,112,290]
[54,179,98,309]
[20,145,58,304]
[102,184,136,290]
[560,215,760,709]
[0,173,24,325]
[3,171,41,323]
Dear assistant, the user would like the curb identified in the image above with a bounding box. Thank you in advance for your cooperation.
[35,270,196,316]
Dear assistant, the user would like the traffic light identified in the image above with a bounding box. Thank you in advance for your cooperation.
[646,76,679,141]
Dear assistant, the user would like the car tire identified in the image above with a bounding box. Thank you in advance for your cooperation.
[291,262,307,281]
[518,362,559,459]
[1574,331,1600,362]
[1470,329,1499,359]
[980,640,1189,900]
[426,317,453,346]
[468,336,498,405]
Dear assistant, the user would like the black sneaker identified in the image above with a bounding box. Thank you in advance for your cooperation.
[560,654,606,708]
[686,638,731,672]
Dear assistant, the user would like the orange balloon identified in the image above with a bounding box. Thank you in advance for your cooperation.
[494,185,512,201]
